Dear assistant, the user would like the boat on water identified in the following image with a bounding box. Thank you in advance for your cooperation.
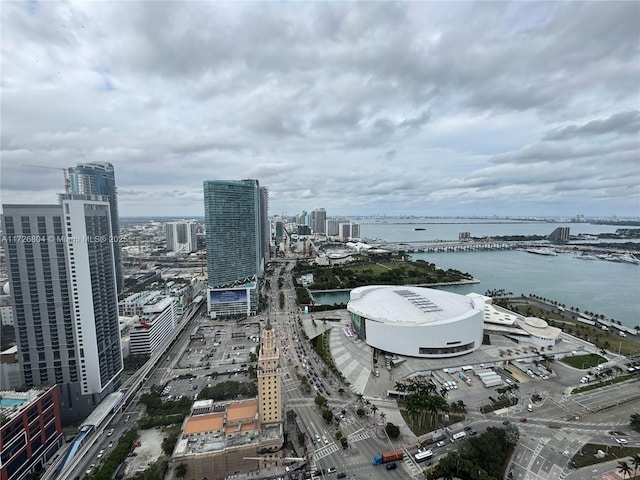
[414,228,426,231]
[575,254,598,261]
[596,253,639,265]
[525,247,558,256]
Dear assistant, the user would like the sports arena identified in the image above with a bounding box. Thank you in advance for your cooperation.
[347,285,484,358]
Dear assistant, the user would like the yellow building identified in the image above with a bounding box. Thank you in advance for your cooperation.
[257,319,282,424]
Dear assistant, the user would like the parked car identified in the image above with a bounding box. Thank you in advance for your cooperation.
[520,417,527,423]
[436,440,446,447]
[327,467,336,473]
[615,438,628,445]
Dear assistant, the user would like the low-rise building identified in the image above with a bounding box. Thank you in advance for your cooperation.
[172,398,282,480]
[129,295,177,356]
[0,386,64,480]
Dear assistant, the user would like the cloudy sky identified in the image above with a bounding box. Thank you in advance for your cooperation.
[2,1,639,218]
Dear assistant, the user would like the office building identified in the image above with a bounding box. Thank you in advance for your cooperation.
[2,194,123,421]
[257,319,282,425]
[0,386,64,480]
[312,208,326,234]
[203,180,268,318]
[165,221,198,253]
[68,162,123,293]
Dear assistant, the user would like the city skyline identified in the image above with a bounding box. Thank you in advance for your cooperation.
[1,2,639,218]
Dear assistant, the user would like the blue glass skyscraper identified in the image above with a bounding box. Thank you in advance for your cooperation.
[68,162,123,293]
[203,179,268,318]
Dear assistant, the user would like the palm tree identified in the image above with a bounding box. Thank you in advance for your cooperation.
[370,404,378,421]
[631,454,640,478]
[618,460,632,479]
[176,463,187,479]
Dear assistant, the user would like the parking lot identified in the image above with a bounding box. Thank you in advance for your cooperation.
[161,321,261,401]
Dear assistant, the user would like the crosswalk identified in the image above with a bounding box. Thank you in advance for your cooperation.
[347,429,370,443]
[313,443,339,461]
[402,454,424,478]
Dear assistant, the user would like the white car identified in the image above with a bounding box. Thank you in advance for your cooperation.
[615,438,628,445]
[97,449,105,458]
[436,440,446,447]
[327,467,337,473]
[86,464,95,474]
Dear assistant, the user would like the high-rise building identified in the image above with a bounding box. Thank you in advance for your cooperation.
[68,162,123,293]
[2,194,123,421]
[313,208,326,234]
[326,218,347,236]
[339,222,351,239]
[203,180,268,318]
[351,223,361,239]
[166,221,198,252]
[548,227,570,243]
[257,319,282,425]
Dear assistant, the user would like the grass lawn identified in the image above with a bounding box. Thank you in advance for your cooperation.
[570,443,640,469]
[399,408,465,436]
[507,300,640,356]
[561,353,607,369]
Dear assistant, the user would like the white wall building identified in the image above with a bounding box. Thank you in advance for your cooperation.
[129,295,177,356]
[166,221,199,253]
[347,285,484,358]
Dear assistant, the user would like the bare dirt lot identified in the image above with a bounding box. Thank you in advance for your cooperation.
[124,427,165,478]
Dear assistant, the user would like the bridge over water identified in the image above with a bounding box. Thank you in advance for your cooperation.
[367,240,537,253]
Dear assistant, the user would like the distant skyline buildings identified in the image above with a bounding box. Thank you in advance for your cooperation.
[203,180,268,318]
[2,193,123,421]
[68,162,123,293]
[165,220,198,253]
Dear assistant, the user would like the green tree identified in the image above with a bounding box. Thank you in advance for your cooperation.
[385,422,400,439]
[322,408,333,423]
[618,460,632,479]
[175,463,187,479]
[314,395,328,409]
[370,404,378,421]
[631,454,640,478]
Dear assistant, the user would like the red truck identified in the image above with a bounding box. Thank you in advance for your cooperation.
[372,449,404,465]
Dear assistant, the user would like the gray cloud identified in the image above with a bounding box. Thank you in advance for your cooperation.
[544,111,640,141]
[1,1,638,218]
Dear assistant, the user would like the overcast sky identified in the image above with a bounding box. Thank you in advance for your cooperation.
[2,1,639,218]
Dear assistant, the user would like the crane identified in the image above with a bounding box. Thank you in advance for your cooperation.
[23,163,70,193]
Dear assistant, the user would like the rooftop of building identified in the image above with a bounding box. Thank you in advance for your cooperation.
[183,412,225,435]
[347,285,482,325]
[227,399,258,422]
[175,398,264,456]
[0,387,54,422]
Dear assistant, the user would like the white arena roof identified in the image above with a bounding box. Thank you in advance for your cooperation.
[348,285,480,325]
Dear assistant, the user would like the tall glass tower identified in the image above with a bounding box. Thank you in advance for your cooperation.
[203,180,268,318]
[68,162,123,293]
